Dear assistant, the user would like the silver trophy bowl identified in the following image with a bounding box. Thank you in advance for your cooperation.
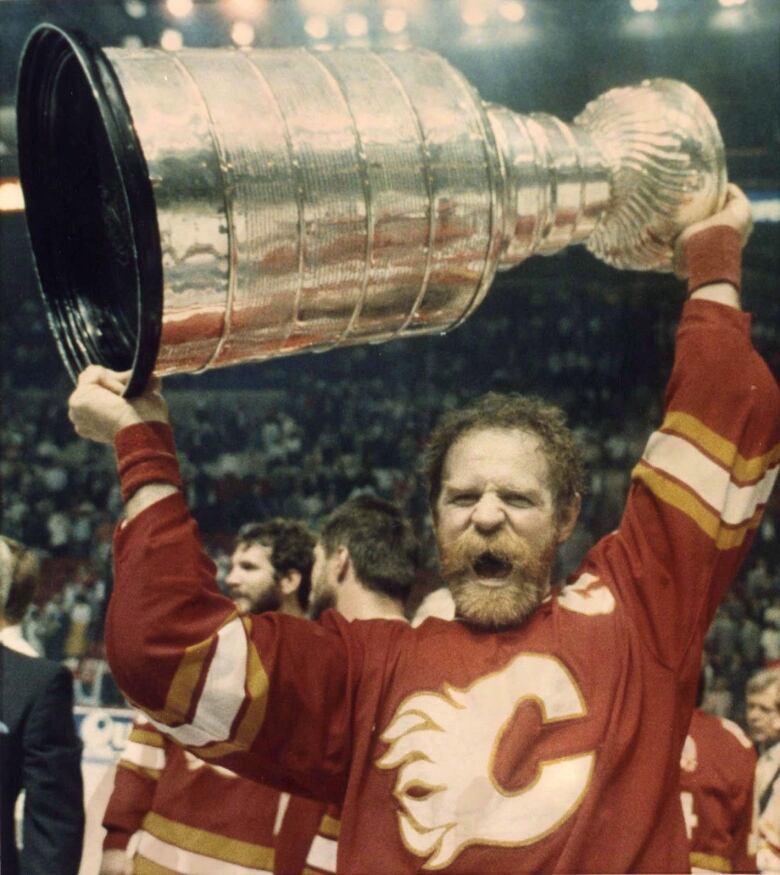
[16,25,726,395]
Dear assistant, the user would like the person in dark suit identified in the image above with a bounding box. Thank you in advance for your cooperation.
[0,535,85,875]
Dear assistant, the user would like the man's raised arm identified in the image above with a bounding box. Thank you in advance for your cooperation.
[68,368,355,803]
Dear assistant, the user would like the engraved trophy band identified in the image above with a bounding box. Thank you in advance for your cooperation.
[16,24,726,395]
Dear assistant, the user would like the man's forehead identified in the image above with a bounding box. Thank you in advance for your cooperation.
[233,541,272,559]
[749,685,779,703]
[442,427,549,481]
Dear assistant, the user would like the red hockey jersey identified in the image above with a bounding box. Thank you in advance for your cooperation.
[102,717,282,873]
[274,798,339,875]
[679,708,757,873]
[106,301,780,873]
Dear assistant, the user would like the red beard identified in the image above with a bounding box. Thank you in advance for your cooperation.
[439,528,557,629]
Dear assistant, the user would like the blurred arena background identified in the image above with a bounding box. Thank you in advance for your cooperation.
[0,1,778,870]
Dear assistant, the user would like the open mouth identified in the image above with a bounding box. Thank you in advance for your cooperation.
[472,552,512,580]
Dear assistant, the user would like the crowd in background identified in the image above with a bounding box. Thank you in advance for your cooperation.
[2,247,779,724]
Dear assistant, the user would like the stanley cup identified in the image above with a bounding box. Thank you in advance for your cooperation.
[16,25,726,395]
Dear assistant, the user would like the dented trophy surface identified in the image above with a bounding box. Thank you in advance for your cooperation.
[16,26,726,391]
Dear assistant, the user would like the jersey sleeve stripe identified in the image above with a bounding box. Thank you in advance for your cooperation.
[118,738,167,771]
[662,410,780,483]
[139,612,240,727]
[641,431,778,526]
[144,616,254,748]
[319,814,341,839]
[128,728,166,749]
[116,760,162,782]
[632,463,763,549]
[141,811,276,869]
[181,627,269,760]
[688,851,732,873]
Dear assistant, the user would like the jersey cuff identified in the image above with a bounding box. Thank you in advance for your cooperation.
[115,421,183,503]
[685,224,742,294]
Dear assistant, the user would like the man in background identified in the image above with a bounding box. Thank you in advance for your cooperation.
[100,519,314,875]
[679,678,757,874]
[274,495,418,875]
[0,534,84,875]
[747,669,780,873]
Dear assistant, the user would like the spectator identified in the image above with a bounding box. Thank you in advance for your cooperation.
[0,535,85,875]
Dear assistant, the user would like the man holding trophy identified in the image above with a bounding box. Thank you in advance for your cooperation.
[14,24,779,873]
[64,183,779,873]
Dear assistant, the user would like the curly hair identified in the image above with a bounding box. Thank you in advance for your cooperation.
[423,392,585,522]
[235,519,315,610]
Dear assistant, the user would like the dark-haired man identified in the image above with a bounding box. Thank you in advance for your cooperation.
[99,519,314,875]
[69,186,780,872]
[308,495,417,622]
[227,519,313,617]
[274,495,417,875]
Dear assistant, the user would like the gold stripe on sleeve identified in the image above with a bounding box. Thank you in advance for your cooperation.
[663,411,780,483]
[689,851,732,872]
[129,728,165,748]
[188,621,269,760]
[134,855,178,875]
[632,463,760,549]
[143,811,275,869]
[138,613,240,726]
[117,760,161,782]
[319,814,341,839]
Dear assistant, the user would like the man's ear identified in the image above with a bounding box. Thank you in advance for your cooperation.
[335,545,350,583]
[556,493,582,544]
[279,569,302,597]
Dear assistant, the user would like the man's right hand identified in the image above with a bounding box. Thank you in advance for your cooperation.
[99,848,133,875]
[68,366,169,444]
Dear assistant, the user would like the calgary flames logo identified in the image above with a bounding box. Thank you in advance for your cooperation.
[377,653,595,870]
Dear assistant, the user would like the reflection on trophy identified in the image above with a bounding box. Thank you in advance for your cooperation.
[16,24,726,395]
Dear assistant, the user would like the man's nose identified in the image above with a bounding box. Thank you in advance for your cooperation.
[471,494,505,533]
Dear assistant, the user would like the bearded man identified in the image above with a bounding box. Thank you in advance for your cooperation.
[68,186,780,873]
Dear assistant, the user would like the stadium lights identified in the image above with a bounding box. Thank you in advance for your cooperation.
[383,7,408,33]
[224,0,267,17]
[304,14,330,39]
[231,21,255,45]
[498,1,526,23]
[630,0,659,11]
[0,180,24,212]
[461,0,488,27]
[344,12,369,37]
[124,0,147,19]
[166,0,194,18]
[160,28,184,50]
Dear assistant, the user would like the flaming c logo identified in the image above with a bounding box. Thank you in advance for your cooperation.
[377,653,595,870]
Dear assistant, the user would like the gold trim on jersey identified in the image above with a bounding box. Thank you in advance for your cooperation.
[632,463,762,549]
[117,759,162,782]
[689,851,732,872]
[319,814,341,839]
[129,727,165,748]
[377,652,595,869]
[137,612,240,726]
[663,411,780,483]
[185,620,269,759]
[142,811,275,869]
[134,855,177,875]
